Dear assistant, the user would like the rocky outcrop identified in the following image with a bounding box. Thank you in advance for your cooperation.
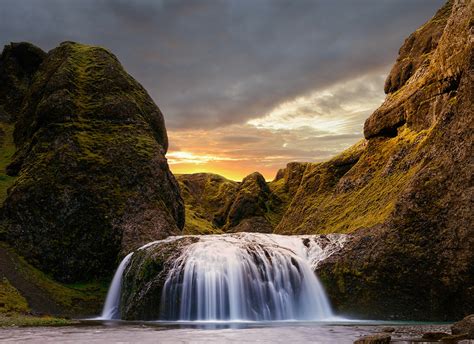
[176,173,239,234]
[1,42,184,282]
[364,1,456,139]
[216,172,275,233]
[310,0,473,321]
[121,236,198,320]
[0,42,46,121]
[178,171,290,234]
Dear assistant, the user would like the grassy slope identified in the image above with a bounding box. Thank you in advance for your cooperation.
[0,122,106,325]
[275,129,427,234]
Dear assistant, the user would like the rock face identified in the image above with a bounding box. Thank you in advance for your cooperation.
[311,0,474,320]
[216,172,274,233]
[1,42,184,282]
[0,42,46,121]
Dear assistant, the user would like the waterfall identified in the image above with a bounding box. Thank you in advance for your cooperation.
[100,252,133,320]
[100,233,346,322]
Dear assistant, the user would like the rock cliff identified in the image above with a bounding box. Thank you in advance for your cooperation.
[1,42,184,282]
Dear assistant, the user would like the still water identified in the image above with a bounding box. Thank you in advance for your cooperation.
[0,320,458,344]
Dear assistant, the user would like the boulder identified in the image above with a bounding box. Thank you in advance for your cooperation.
[353,333,391,344]
[451,314,474,339]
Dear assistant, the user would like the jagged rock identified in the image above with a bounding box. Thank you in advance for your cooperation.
[219,172,274,233]
[451,314,474,338]
[364,1,457,139]
[0,42,46,121]
[1,42,184,282]
[384,1,452,94]
[353,333,391,344]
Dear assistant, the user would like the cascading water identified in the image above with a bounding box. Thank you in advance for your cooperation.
[101,233,346,322]
[100,253,133,320]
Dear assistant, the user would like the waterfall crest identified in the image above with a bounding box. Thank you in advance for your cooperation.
[101,233,346,321]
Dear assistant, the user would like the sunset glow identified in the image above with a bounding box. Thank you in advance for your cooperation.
[168,71,387,181]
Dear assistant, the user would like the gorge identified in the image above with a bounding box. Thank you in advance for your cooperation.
[0,0,472,341]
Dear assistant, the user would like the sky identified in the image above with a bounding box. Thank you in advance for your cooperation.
[0,0,444,180]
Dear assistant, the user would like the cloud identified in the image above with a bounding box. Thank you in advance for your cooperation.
[1,0,444,130]
[0,0,445,179]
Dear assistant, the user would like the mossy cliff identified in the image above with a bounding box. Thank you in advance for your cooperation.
[1,41,184,283]
[312,0,472,320]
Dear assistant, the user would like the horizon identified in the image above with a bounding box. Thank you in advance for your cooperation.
[0,0,444,180]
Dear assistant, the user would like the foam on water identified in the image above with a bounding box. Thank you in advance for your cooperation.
[101,233,347,321]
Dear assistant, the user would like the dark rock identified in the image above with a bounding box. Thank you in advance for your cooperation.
[422,332,450,340]
[121,236,199,320]
[219,172,275,232]
[0,42,46,121]
[451,314,474,338]
[353,333,391,344]
[1,42,184,282]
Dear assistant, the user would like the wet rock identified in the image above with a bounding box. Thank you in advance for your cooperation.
[451,314,474,338]
[353,333,391,344]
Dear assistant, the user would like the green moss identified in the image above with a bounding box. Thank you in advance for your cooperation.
[0,278,29,314]
[183,205,222,235]
[276,127,427,234]
[0,243,106,314]
[0,314,74,327]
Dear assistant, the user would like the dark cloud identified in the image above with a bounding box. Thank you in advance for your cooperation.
[0,0,444,130]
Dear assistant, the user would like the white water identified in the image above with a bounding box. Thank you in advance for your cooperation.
[101,233,346,322]
[100,252,133,320]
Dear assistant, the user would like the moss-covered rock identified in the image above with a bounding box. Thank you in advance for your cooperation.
[121,236,198,320]
[1,42,184,283]
[178,171,293,234]
[176,173,238,234]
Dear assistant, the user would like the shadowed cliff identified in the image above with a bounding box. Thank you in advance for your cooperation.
[0,42,184,283]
